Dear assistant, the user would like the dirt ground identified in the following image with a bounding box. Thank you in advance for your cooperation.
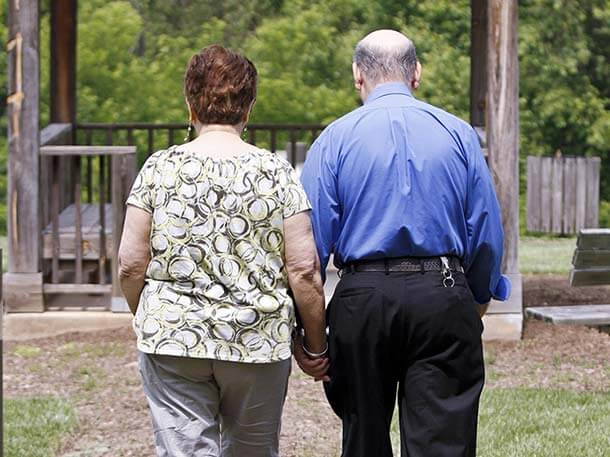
[2,275,609,456]
[523,274,610,307]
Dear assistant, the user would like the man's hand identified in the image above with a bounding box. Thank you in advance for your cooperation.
[477,302,490,318]
[292,332,330,382]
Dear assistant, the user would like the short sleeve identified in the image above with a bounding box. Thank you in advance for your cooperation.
[126,153,160,214]
[278,161,311,218]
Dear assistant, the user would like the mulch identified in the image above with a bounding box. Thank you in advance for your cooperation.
[2,275,609,456]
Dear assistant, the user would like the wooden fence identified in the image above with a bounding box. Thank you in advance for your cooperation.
[526,156,601,234]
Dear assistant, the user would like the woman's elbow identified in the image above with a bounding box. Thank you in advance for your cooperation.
[118,255,147,280]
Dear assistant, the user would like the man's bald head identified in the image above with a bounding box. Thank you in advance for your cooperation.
[353,30,418,87]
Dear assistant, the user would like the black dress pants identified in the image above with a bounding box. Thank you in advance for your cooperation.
[324,270,485,457]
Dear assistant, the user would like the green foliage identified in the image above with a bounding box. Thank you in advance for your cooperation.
[3,397,77,457]
[0,0,608,236]
[599,200,610,228]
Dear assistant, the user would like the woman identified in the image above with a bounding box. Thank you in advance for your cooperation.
[118,44,328,457]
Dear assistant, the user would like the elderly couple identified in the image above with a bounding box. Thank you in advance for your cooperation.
[119,29,510,457]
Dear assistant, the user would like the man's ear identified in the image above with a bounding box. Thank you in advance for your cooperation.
[412,61,422,90]
[352,62,363,90]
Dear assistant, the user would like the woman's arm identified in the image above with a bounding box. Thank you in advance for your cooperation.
[118,206,152,314]
[284,211,326,352]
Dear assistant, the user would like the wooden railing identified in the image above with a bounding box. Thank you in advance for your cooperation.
[74,122,326,166]
[40,144,136,311]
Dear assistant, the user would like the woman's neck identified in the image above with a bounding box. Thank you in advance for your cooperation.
[195,123,243,137]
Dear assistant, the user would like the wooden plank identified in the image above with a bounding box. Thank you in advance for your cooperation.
[487,0,520,276]
[42,233,113,260]
[40,123,72,146]
[577,229,610,250]
[3,273,44,312]
[551,156,563,233]
[74,156,83,283]
[526,305,610,326]
[41,203,113,234]
[111,154,137,301]
[51,156,60,283]
[569,268,610,287]
[540,157,552,232]
[572,250,610,268]
[40,146,136,156]
[575,157,587,231]
[585,157,600,228]
[563,157,577,234]
[526,156,541,231]
[7,0,40,275]
[43,283,113,295]
[99,156,107,284]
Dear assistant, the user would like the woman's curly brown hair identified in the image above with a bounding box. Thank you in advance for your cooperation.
[184,45,258,126]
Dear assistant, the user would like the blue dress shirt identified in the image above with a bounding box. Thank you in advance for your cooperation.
[300,83,511,304]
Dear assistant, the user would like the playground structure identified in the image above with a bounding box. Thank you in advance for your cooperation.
[5,0,523,339]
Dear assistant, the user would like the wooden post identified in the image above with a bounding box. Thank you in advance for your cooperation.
[50,0,77,213]
[470,0,487,127]
[4,0,44,311]
[50,0,77,123]
[483,0,522,339]
[110,152,137,312]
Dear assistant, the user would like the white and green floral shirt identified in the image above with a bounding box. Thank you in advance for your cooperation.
[127,146,311,363]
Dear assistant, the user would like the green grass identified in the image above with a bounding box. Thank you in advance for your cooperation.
[391,388,610,456]
[3,397,77,457]
[13,345,42,358]
[519,236,576,274]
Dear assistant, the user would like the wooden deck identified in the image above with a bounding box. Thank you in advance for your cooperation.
[42,203,113,260]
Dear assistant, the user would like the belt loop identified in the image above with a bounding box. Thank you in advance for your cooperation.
[384,258,389,275]
[419,258,425,275]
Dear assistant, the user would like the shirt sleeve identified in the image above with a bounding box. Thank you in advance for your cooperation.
[126,153,159,214]
[463,128,512,304]
[300,131,342,279]
[280,161,312,218]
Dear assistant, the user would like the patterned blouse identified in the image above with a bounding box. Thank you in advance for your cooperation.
[127,146,311,363]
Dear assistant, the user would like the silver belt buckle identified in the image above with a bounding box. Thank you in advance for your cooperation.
[440,256,455,288]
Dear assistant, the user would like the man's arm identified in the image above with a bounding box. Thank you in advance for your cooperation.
[118,206,152,314]
[300,133,341,278]
[463,128,511,304]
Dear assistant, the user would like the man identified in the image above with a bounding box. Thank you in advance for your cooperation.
[299,30,511,457]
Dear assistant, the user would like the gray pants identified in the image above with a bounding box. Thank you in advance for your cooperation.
[138,352,291,457]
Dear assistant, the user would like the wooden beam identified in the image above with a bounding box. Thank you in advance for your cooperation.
[7,0,41,275]
[40,146,137,156]
[486,0,519,275]
[470,0,487,126]
[50,0,77,123]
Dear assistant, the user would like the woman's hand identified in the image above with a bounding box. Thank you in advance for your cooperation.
[292,332,330,382]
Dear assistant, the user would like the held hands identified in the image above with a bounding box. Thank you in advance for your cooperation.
[292,332,330,382]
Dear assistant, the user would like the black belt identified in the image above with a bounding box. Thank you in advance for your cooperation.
[340,256,463,276]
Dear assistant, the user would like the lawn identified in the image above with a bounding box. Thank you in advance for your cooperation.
[390,388,610,456]
[3,397,77,457]
[520,236,576,274]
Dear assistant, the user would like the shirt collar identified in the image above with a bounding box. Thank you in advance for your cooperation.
[364,82,413,104]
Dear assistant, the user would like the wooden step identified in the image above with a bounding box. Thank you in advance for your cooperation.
[526,305,610,326]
